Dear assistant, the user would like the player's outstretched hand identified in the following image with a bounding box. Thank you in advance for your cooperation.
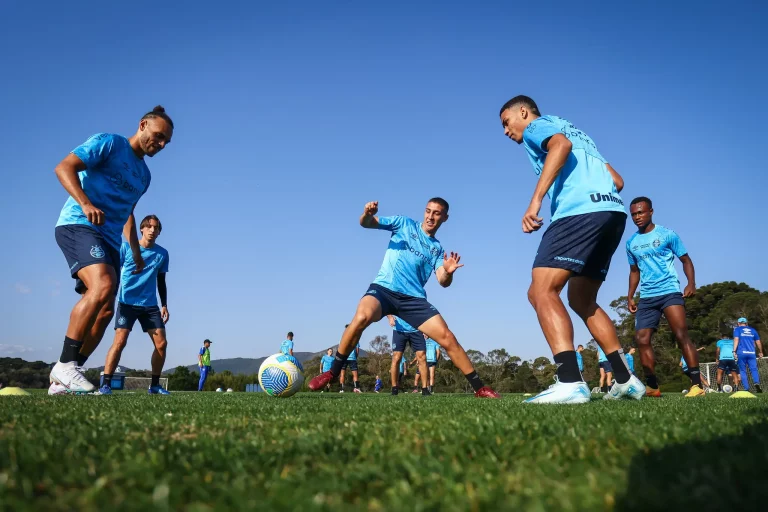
[683,284,696,298]
[132,252,146,274]
[161,306,170,324]
[443,252,464,274]
[82,203,105,226]
[522,201,543,233]
[363,201,379,216]
[628,297,638,314]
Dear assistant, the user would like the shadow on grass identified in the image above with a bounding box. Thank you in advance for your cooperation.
[615,410,768,510]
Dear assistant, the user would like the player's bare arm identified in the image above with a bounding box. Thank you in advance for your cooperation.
[122,207,145,274]
[387,315,396,328]
[54,153,104,225]
[359,201,380,229]
[523,133,572,233]
[679,254,696,297]
[757,340,764,358]
[627,264,641,313]
[606,163,624,192]
[436,252,464,288]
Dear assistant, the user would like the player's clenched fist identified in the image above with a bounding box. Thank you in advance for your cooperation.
[363,201,379,216]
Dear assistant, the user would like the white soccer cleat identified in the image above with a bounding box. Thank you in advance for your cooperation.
[48,382,68,395]
[604,374,646,401]
[524,377,590,404]
[49,361,96,394]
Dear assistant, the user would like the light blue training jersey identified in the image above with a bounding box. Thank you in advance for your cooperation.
[321,354,334,372]
[56,134,151,249]
[521,115,624,222]
[627,225,688,298]
[576,351,584,371]
[373,216,445,299]
[118,242,169,307]
[717,339,735,360]
[281,339,294,355]
[426,339,438,363]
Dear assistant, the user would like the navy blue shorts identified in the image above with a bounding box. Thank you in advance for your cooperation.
[427,361,437,368]
[718,359,738,373]
[55,225,121,294]
[392,330,426,353]
[343,360,358,372]
[534,211,626,281]
[635,292,685,331]
[365,284,440,329]
[115,302,164,332]
[599,361,613,372]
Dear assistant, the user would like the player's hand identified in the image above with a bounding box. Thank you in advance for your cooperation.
[132,251,146,274]
[388,316,395,327]
[522,201,543,233]
[161,306,170,324]
[82,203,105,226]
[442,252,464,274]
[628,297,638,314]
[363,201,379,217]
[199,363,203,368]
[683,284,696,298]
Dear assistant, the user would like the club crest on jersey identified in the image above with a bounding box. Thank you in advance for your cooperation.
[90,245,105,258]
[652,239,661,248]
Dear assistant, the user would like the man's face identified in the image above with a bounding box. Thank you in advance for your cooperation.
[139,118,173,157]
[204,342,210,349]
[577,346,583,352]
[630,202,653,229]
[500,106,531,144]
[423,202,448,234]
[141,219,161,242]
[327,349,332,356]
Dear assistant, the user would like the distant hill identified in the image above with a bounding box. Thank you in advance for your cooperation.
[165,346,368,375]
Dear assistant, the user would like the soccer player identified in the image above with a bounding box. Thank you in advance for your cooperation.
[500,96,643,403]
[320,348,334,392]
[338,329,361,394]
[597,345,613,394]
[281,332,294,356]
[734,318,763,393]
[99,215,170,395]
[425,336,441,393]
[198,339,213,391]
[49,107,173,395]
[626,197,703,398]
[388,314,428,395]
[309,199,499,398]
[626,347,636,375]
[397,350,408,387]
[374,375,383,393]
[576,344,584,373]
[680,347,709,389]
[716,335,740,392]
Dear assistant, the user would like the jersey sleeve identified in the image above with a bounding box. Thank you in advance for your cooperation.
[376,215,405,232]
[120,242,129,267]
[71,133,115,169]
[668,231,688,258]
[160,250,169,273]
[199,347,205,356]
[716,340,723,350]
[626,240,637,265]
[433,248,445,272]
[523,117,562,153]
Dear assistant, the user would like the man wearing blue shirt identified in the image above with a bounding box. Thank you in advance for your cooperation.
[597,345,613,394]
[734,318,763,393]
[387,314,429,395]
[626,197,702,398]
[99,215,170,395]
[198,339,213,391]
[576,345,584,373]
[716,336,740,392]
[320,348,334,392]
[339,324,362,393]
[309,199,499,398]
[425,337,441,393]
[626,348,636,375]
[281,332,295,356]
[49,107,173,395]
[500,96,642,403]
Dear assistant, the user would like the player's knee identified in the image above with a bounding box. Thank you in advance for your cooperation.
[351,311,373,329]
[156,338,168,353]
[673,329,690,344]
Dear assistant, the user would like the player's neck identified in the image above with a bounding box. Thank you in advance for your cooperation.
[420,223,438,237]
[128,134,146,159]
[139,238,155,249]
[638,222,655,234]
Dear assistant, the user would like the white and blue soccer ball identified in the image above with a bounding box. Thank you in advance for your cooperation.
[216,387,223,393]
[723,384,733,393]
[258,353,304,397]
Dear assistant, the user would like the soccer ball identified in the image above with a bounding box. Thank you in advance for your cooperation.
[216,387,223,393]
[258,353,304,397]
[682,389,688,394]
[723,384,733,393]
[226,388,234,393]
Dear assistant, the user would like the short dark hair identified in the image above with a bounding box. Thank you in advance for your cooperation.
[577,344,584,349]
[630,196,653,209]
[141,105,174,129]
[499,95,541,117]
[427,197,449,213]
[203,339,211,344]
[140,214,162,232]
[287,332,294,338]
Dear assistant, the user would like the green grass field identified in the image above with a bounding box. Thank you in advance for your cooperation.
[2,391,768,511]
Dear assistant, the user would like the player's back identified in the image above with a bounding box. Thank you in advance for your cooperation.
[717,339,735,359]
[735,327,759,353]
[281,339,294,355]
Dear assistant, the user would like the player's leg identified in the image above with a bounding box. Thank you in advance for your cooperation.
[429,364,436,392]
[716,368,724,391]
[528,267,575,357]
[417,314,498,397]
[731,369,741,390]
[352,368,361,393]
[339,367,346,392]
[737,356,749,390]
[101,326,132,394]
[78,299,116,367]
[410,332,429,394]
[391,351,404,389]
[147,328,169,394]
[415,351,428,391]
[747,354,761,392]
[198,366,208,391]
[606,371,613,392]
[664,303,703,390]
[568,276,632,388]
[309,294,382,391]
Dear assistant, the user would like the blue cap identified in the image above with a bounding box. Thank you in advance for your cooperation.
[737,317,747,323]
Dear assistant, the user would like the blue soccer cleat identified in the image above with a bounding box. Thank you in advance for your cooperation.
[148,386,171,395]
[98,385,113,396]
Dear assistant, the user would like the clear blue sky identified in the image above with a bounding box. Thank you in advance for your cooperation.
[2,1,766,370]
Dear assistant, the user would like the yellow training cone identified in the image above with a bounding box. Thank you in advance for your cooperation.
[0,387,31,396]
[729,390,756,399]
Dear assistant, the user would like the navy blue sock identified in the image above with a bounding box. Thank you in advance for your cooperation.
[60,337,82,364]
[464,371,484,392]
[554,351,582,383]
[330,352,348,376]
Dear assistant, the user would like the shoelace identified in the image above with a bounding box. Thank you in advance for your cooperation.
[64,365,90,385]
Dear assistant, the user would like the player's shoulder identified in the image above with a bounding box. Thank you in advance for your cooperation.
[153,243,169,257]
[626,232,640,247]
